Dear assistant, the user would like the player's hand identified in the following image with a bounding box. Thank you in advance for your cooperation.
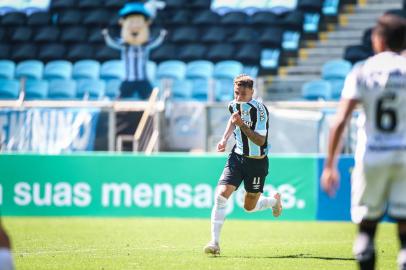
[161,29,168,37]
[321,167,340,197]
[216,139,227,152]
[101,28,108,36]
[231,112,243,127]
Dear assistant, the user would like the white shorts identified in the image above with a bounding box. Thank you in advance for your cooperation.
[351,163,406,223]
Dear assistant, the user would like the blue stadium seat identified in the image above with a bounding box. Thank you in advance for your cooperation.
[215,78,233,101]
[72,60,100,80]
[303,13,320,33]
[171,79,193,100]
[0,60,16,80]
[213,61,243,80]
[192,10,221,25]
[178,44,207,62]
[301,80,332,100]
[321,59,352,80]
[329,79,345,100]
[0,79,19,100]
[243,66,259,78]
[220,11,249,26]
[48,79,76,99]
[44,60,73,80]
[15,60,44,80]
[104,79,121,100]
[11,43,38,61]
[186,60,214,79]
[191,79,210,101]
[100,60,125,80]
[76,79,106,100]
[323,0,340,16]
[260,48,281,71]
[344,45,373,64]
[24,79,48,100]
[156,60,187,81]
[282,31,301,51]
[1,12,26,26]
[26,11,51,26]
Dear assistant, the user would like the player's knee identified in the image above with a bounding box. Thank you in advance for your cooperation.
[353,232,375,262]
[214,194,228,209]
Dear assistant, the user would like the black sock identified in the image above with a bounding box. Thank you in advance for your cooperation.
[399,232,406,250]
[355,224,377,270]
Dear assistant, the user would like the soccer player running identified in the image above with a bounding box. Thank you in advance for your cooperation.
[204,74,282,255]
[321,14,406,270]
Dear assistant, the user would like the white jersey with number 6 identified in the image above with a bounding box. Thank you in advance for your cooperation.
[341,52,406,165]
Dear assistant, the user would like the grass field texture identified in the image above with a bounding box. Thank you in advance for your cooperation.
[5,217,399,270]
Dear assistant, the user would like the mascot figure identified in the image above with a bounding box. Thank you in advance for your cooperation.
[102,1,166,99]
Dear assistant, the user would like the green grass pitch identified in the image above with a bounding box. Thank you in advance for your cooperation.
[5,217,399,270]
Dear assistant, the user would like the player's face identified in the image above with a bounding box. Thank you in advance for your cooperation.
[234,81,253,102]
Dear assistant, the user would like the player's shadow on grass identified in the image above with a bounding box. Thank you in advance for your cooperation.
[223,254,354,261]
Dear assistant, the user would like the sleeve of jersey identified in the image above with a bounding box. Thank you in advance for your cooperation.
[255,104,268,136]
[341,66,361,100]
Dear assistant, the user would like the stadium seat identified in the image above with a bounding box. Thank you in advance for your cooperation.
[321,59,352,80]
[156,60,187,81]
[0,60,16,80]
[282,31,301,51]
[104,79,121,99]
[220,11,249,26]
[15,60,44,80]
[24,79,48,100]
[88,28,105,43]
[323,0,340,16]
[281,10,304,31]
[60,26,88,43]
[104,0,127,8]
[1,11,26,25]
[213,61,244,80]
[165,0,188,9]
[57,9,82,25]
[26,11,51,25]
[171,79,193,100]
[260,48,281,70]
[38,44,66,61]
[301,80,332,100]
[10,26,33,42]
[230,27,259,43]
[0,79,19,99]
[0,28,5,41]
[192,10,221,25]
[48,79,77,99]
[186,60,214,80]
[33,26,60,42]
[189,0,211,9]
[76,79,106,100]
[51,0,78,10]
[344,45,372,65]
[66,44,94,61]
[243,65,259,78]
[206,44,236,62]
[165,10,190,25]
[178,44,207,62]
[250,11,278,26]
[201,27,227,43]
[214,78,233,101]
[329,78,345,99]
[11,43,38,61]
[0,44,10,59]
[361,28,373,52]
[235,43,261,65]
[78,0,101,9]
[44,60,73,80]
[170,27,200,43]
[82,9,111,26]
[259,28,283,47]
[191,79,211,101]
[150,43,177,63]
[303,13,320,33]
[72,60,100,80]
[100,60,125,80]
[94,45,120,62]
[298,0,323,12]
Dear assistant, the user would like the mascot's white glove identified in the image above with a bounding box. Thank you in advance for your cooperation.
[144,0,166,19]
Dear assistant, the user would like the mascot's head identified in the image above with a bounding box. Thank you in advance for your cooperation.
[119,2,152,45]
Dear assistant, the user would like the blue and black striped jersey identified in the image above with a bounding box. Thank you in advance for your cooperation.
[228,99,269,156]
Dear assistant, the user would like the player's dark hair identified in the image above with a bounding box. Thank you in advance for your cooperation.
[373,13,406,52]
[234,74,254,89]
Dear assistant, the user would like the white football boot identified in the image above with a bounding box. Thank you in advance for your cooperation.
[204,242,220,255]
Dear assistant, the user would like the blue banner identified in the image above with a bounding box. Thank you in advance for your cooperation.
[316,156,354,221]
[0,108,100,153]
